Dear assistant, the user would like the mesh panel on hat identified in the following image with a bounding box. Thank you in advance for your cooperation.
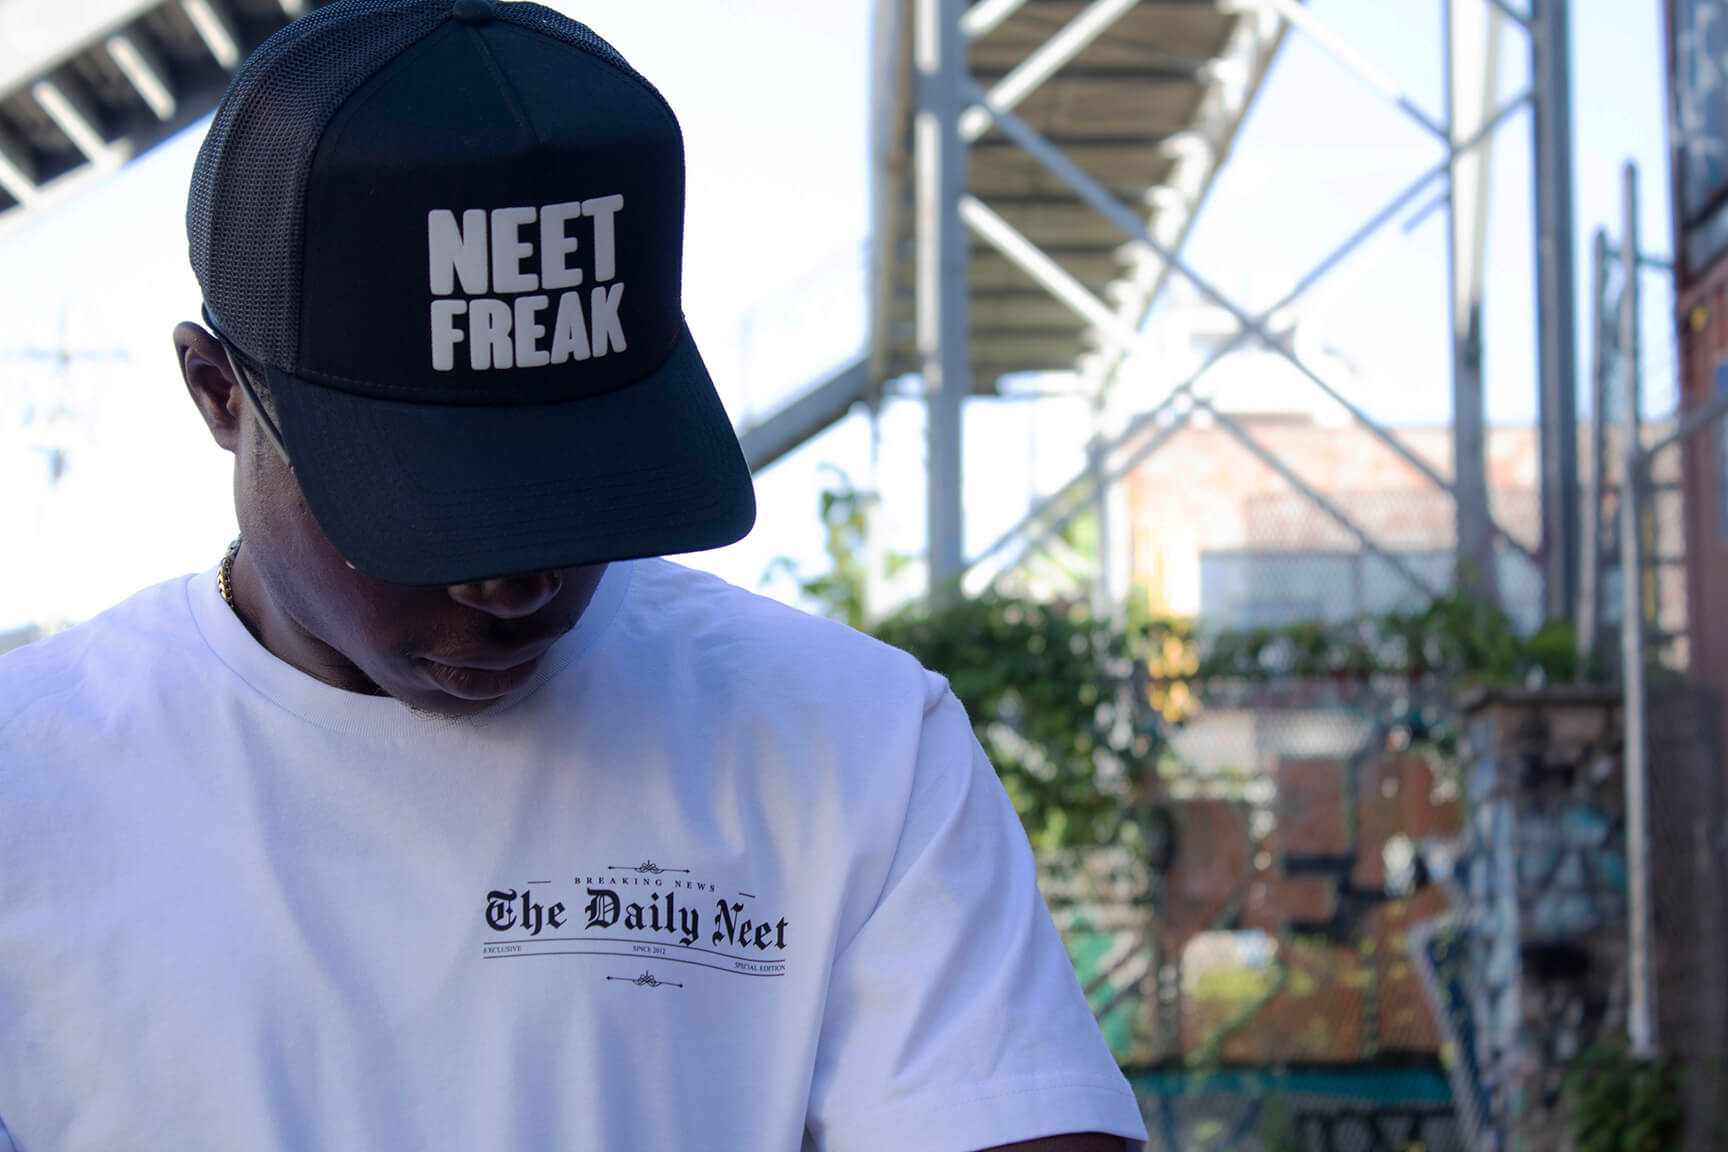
[188,0,450,368]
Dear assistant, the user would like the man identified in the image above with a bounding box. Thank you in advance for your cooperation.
[0,2,1147,1148]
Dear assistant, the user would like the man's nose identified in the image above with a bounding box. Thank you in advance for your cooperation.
[445,570,564,618]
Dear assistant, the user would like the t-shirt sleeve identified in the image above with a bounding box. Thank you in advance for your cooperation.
[803,680,1148,1152]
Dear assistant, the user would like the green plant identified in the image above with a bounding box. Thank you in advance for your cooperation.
[1189,595,1579,690]
[1257,1091,1298,1152]
[775,476,1592,851]
[873,591,1173,851]
[1565,1043,1684,1152]
[760,466,893,630]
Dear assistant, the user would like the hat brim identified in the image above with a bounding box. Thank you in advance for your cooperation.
[264,323,756,586]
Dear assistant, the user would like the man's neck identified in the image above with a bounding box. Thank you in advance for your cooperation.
[228,546,388,697]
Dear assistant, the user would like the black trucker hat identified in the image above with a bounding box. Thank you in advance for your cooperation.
[188,0,755,586]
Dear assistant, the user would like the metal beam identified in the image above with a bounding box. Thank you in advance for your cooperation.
[1532,0,1579,624]
[1618,161,1654,1061]
[959,0,1144,142]
[738,358,870,473]
[961,0,1032,40]
[1641,388,1728,460]
[31,79,108,161]
[1198,396,1443,598]
[105,33,178,122]
[1483,0,1533,28]
[968,85,1473,501]
[1084,4,1284,402]
[990,411,1189,590]
[1446,0,1503,604]
[1260,0,1447,141]
[1578,229,1609,661]
[963,92,1542,583]
[182,0,242,70]
[0,123,37,206]
[917,0,970,602]
[866,0,910,402]
[961,194,1134,344]
[983,389,1440,602]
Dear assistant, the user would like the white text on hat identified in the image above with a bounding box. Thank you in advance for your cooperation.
[426,197,627,372]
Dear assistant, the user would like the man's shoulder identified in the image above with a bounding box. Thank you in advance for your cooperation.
[622,560,937,698]
[0,575,200,734]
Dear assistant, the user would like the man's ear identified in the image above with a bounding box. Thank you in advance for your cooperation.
[175,321,242,453]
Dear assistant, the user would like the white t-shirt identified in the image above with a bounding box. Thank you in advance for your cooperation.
[0,559,1146,1151]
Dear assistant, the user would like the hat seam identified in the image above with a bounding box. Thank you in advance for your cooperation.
[470,24,540,144]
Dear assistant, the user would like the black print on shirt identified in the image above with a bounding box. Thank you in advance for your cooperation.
[485,889,566,936]
[479,862,790,982]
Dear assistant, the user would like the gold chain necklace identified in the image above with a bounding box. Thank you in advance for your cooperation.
[217,535,242,610]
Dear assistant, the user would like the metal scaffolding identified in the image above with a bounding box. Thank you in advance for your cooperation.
[868,0,1580,614]
[3,0,1587,618]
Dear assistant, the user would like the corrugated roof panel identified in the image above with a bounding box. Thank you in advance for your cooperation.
[0,0,334,231]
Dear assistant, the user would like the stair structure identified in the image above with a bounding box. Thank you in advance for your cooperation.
[739,0,1285,475]
[0,0,337,236]
[1,0,1284,502]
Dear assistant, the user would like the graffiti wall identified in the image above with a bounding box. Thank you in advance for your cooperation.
[1427,689,1628,1152]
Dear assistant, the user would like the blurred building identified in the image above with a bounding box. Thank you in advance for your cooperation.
[1670,0,1728,747]
[1124,412,1545,634]
[1112,306,1684,650]
[1660,7,1728,1147]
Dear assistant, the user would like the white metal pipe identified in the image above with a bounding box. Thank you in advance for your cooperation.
[1261,0,1448,140]
[1640,389,1728,459]
[960,0,1143,142]
[1533,0,1581,623]
[959,91,1539,582]
[1483,0,1533,27]
[960,0,1031,40]
[1085,0,1279,402]
[1198,395,1443,598]
[981,385,1441,602]
[1462,7,1504,315]
[916,0,970,601]
[182,0,241,70]
[31,80,108,161]
[968,81,1462,498]
[1618,161,1655,1060]
[960,195,1137,345]
[1446,0,1502,606]
[0,125,37,206]
[1578,230,1609,662]
[105,34,177,121]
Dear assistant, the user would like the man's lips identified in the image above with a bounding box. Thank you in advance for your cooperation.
[418,638,559,700]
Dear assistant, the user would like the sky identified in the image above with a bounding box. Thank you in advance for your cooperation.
[0,0,1678,631]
